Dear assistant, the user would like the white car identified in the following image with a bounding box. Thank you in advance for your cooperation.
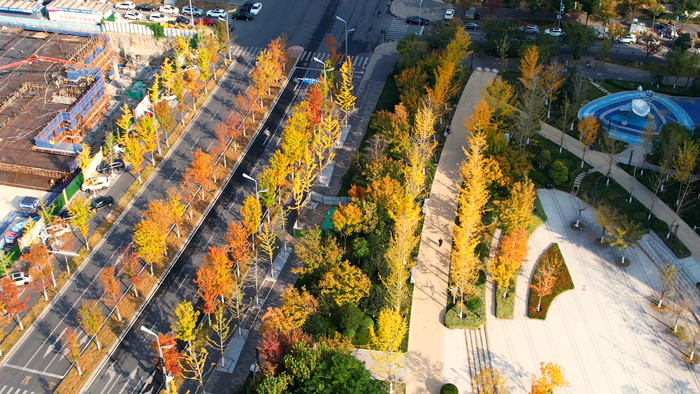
[444,8,455,19]
[159,5,179,14]
[206,8,227,18]
[114,1,135,10]
[617,34,636,43]
[11,272,32,286]
[123,11,142,20]
[519,24,539,34]
[250,2,262,15]
[544,28,563,37]
[81,176,111,191]
[637,37,660,46]
[149,12,168,22]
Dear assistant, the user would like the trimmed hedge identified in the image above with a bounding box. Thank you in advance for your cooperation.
[528,243,574,319]
[445,303,486,329]
[495,280,516,319]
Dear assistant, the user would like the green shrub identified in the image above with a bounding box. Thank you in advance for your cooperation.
[528,195,548,235]
[337,303,365,333]
[354,325,371,346]
[495,281,516,319]
[360,285,387,317]
[528,243,575,319]
[445,303,485,329]
[302,314,328,340]
[441,383,459,394]
[344,328,356,339]
[465,296,481,313]
[549,160,569,186]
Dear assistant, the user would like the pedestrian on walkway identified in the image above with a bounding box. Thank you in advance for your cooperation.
[438,239,443,247]
[378,10,381,17]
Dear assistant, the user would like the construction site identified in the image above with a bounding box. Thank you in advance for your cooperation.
[0,28,114,190]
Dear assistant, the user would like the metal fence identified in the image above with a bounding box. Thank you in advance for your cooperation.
[102,21,196,38]
[0,15,196,38]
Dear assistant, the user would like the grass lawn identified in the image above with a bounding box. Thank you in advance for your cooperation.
[528,194,548,236]
[445,270,487,329]
[529,135,592,192]
[528,243,574,319]
[495,279,516,319]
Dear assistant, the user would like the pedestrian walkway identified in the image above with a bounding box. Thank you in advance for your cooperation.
[406,71,494,394]
[385,18,409,42]
[538,123,700,262]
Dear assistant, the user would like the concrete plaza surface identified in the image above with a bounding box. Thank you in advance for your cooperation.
[474,189,700,394]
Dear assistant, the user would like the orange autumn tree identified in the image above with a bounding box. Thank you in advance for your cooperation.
[0,276,29,330]
[24,244,54,301]
[529,253,560,312]
[226,220,250,276]
[100,266,123,321]
[194,262,218,316]
[150,332,182,378]
[490,229,529,298]
[203,245,233,303]
[261,286,318,334]
[120,246,143,297]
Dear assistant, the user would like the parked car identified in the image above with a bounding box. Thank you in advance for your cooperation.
[81,176,111,192]
[174,15,190,24]
[249,2,262,15]
[206,8,227,18]
[196,17,217,25]
[11,272,32,286]
[406,16,429,25]
[444,8,455,19]
[181,6,203,16]
[96,159,126,174]
[123,11,143,20]
[617,34,636,43]
[519,24,539,34]
[149,12,168,22]
[91,196,114,211]
[19,196,39,213]
[58,209,74,221]
[159,5,179,14]
[463,22,479,30]
[239,2,253,13]
[114,1,135,10]
[136,3,156,12]
[544,27,563,37]
[232,12,254,20]
[637,36,660,46]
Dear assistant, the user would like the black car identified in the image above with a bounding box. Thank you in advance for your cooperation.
[233,12,254,20]
[406,16,429,25]
[58,209,74,221]
[474,12,482,19]
[239,2,253,13]
[96,159,126,174]
[136,3,157,11]
[175,15,190,24]
[91,196,114,211]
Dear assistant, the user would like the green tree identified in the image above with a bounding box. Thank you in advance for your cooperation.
[562,22,597,59]
[606,217,645,265]
[549,160,569,186]
[320,260,371,306]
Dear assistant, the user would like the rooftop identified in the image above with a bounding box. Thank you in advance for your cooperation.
[0,28,109,189]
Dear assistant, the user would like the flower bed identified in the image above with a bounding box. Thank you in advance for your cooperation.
[527,243,574,320]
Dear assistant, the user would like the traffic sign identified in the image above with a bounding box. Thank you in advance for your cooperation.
[300,77,319,84]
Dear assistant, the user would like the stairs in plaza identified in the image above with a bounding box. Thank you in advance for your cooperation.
[464,326,493,393]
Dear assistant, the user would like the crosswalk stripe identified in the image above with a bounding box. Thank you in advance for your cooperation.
[0,385,7,394]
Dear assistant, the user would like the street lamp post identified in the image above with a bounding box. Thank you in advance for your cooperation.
[242,173,260,199]
[419,0,424,31]
[335,16,355,59]
[312,57,334,81]
[140,326,173,392]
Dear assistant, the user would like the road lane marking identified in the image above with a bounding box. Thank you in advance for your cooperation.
[44,327,67,358]
[176,275,188,292]
[0,385,7,394]
[4,364,62,379]
[191,137,200,151]
[210,110,219,123]
[98,365,116,394]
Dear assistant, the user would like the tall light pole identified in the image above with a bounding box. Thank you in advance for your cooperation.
[419,0,424,31]
[242,172,267,200]
[312,57,334,81]
[557,0,564,30]
[335,16,355,59]
[140,326,173,392]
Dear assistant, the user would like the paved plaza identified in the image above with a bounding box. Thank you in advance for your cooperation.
[473,189,700,394]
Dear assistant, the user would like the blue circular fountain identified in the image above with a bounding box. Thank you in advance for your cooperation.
[578,87,699,145]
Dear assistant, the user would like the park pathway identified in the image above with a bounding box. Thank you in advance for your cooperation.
[538,124,700,264]
[406,70,494,394]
